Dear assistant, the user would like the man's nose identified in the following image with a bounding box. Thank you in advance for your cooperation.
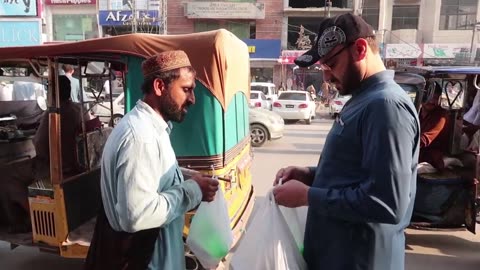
[188,92,196,105]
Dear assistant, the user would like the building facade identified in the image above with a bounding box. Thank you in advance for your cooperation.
[43,0,98,41]
[0,0,42,47]
[280,0,480,89]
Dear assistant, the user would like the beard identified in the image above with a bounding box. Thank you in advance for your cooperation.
[333,59,362,96]
[159,91,189,123]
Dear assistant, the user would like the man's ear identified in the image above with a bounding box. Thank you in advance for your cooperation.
[152,78,165,96]
[354,38,368,61]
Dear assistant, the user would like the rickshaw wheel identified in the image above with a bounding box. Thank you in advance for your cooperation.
[250,124,268,147]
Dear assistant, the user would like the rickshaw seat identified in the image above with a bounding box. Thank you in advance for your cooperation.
[62,168,101,233]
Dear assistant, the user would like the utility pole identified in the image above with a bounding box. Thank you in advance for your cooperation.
[160,0,167,34]
[324,0,332,18]
[470,22,479,64]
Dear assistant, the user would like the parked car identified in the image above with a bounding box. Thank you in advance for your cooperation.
[250,90,271,110]
[249,108,284,147]
[329,94,351,118]
[251,82,278,101]
[90,92,124,126]
[272,90,316,124]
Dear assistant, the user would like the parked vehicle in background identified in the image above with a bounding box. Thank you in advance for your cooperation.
[272,90,316,124]
[249,108,284,147]
[251,82,278,101]
[329,94,351,118]
[90,92,124,126]
[250,90,271,110]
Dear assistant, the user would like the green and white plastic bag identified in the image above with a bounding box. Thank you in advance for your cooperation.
[230,190,307,270]
[186,188,233,269]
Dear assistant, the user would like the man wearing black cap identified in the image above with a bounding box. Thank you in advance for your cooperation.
[272,13,420,270]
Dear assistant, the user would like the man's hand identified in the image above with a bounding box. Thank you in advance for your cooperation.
[191,174,219,202]
[273,180,309,208]
[273,166,314,186]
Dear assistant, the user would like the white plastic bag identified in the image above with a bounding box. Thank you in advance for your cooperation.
[230,191,307,270]
[186,188,233,269]
[280,205,308,255]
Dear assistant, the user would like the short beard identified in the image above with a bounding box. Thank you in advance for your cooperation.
[159,91,186,123]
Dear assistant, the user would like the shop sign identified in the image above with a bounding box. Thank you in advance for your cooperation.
[385,43,422,59]
[423,43,472,59]
[98,10,160,26]
[243,39,281,59]
[280,50,307,64]
[44,0,96,5]
[185,2,265,19]
[0,20,41,47]
[0,0,38,16]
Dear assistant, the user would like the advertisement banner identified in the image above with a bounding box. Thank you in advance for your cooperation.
[385,44,422,59]
[423,43,471,59]
[98,10,160,26]
[0,20,41,47]
[44,0,96,5]
[0,0,38,16]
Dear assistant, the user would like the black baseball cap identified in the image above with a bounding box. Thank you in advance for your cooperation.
[294,13,375,67]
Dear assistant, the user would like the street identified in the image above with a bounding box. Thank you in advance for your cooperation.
[1,110,479,269]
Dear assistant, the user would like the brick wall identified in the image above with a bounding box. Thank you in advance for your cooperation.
[167,0,283,39]
[167,1,194,34]
[256,0,283,39]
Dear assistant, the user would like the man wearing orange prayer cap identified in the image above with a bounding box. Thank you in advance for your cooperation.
[85,50,219,270]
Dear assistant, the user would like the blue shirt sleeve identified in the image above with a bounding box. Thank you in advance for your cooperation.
[308,98,419,224]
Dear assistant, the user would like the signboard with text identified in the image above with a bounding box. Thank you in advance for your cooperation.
[0,20,41,47]
[98,10,160,26]
[44,0,96,5]
[385,43,422,59]
[423,43,471,59]
[185,2,265,19]
[0,0,38,16]
[243,39,281,59]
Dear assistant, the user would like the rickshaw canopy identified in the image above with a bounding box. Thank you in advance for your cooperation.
[0,30,250,111]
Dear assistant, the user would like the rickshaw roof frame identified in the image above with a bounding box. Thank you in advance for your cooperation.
[397,66,480,77]
[0,30,250,111]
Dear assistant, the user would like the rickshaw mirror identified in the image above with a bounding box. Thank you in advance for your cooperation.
[37,96,47,111]
[474,75,480,91]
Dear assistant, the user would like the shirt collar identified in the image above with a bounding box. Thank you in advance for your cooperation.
[136,100,172,134]
[353,70,395,96]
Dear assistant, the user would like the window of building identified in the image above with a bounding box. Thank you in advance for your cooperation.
[361,0,380,30]
[287,17,321,50]
[53,14,98,41]
[440,0,478,30]
[391,5,420,30]
[289,0,353,9]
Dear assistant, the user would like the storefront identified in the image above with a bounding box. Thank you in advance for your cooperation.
[244,39,281,86]
[43,0,98,41]
[280,50,323,91]
[0,0,42,47]
[98,10,161,36]
[384,43,422,69]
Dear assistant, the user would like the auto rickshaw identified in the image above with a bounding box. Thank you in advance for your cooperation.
[0,29,255,267]
[395,66,480,234]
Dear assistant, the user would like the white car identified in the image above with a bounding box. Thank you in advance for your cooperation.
[272,91,316,124]
[251,82,278,101]
[329,94,351,118]
[250,90,271,110]
[90,92,124,126]
[249,108,284,147]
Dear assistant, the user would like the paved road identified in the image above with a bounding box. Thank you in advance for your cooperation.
[1,110,479,269]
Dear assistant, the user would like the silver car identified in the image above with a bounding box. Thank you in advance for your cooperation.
[249,108,284,147]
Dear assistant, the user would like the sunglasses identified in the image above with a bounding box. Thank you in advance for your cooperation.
[319,43,354,71]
